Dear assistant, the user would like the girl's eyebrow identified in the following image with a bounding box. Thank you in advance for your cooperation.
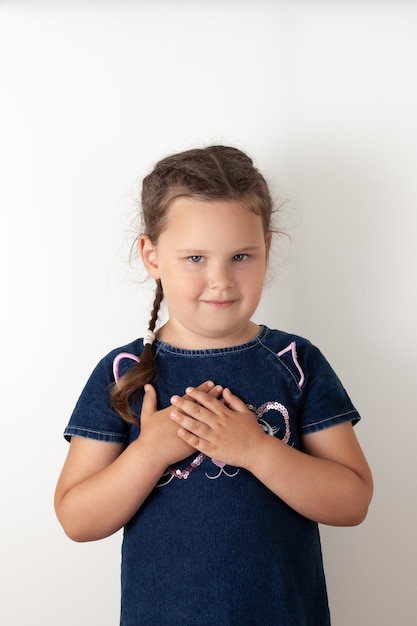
[176,245,264,254]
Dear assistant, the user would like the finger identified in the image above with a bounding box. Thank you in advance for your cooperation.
[170,409,210,439]
[188,381,223,400]
[181,386,224,414]
[141,383,157,418]
[170,395,213,424]
[194,380,214,392]
[207,384,223,399]
[222,387,250,412]
[176,425,207,452]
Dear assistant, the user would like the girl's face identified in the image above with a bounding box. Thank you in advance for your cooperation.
[140,197,271,349]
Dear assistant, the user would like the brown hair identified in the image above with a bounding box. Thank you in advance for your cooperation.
[111,145,275,423]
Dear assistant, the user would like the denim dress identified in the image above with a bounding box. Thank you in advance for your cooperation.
[64,325,360,625]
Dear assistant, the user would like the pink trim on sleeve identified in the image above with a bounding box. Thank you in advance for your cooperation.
[112,352,140,383]
[277,341,305,388]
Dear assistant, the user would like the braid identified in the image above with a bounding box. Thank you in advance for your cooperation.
[110,280,164,424]
[149,279,163,332]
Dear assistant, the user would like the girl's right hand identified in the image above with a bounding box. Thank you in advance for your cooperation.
[138,380,222,467]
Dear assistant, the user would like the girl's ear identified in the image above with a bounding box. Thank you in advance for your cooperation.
[139,235,160,279]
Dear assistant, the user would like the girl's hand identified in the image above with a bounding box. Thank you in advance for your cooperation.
[54,380,224,542]
[139,381,223,467]
[169,387,373,526]
[169,386,266,469]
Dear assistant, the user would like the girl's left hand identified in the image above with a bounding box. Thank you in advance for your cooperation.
[169,386,266,469]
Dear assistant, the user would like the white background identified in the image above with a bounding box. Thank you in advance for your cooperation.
[1,1,416,624]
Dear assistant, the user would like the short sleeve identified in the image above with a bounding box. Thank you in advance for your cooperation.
[298,343,360,435]
[64,354,130,444]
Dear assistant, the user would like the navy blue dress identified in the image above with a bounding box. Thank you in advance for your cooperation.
[64,326,360,625]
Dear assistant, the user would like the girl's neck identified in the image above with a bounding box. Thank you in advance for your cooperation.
[155,320,261,350]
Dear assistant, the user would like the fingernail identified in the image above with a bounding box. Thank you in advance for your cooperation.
[171,395,179,403]
[185,386,195,394]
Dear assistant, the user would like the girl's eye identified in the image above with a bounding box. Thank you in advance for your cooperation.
[233,254,248,262]
[188,255,204,263]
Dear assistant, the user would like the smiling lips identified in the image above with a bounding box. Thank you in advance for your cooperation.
[202,299,237,309]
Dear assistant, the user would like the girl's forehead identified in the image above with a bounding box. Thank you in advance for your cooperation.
[164,197,263,228]
[158,198,266,248]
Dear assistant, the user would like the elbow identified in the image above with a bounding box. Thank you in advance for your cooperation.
[55,509,89,543]
[352,492,373,526]
[345,465,373,526]
[54,496,93,543]
[357,473,374,525]
[327,502,371,528]
[55,499,118,542]
[60,522,93,543]
[56,515,102,543]
[345,504,370,527]
[338,478,374,527]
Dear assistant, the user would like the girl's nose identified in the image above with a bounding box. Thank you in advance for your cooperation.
[208,263,234,289]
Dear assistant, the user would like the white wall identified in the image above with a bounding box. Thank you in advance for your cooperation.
[1,2,416,624]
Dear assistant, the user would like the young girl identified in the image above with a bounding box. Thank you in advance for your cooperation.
[55,145,373,625]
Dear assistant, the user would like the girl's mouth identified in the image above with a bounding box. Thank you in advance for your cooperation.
[202,300,237,309]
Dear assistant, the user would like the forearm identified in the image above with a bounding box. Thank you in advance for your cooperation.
[246,435,372,526]
[56,440,166,542]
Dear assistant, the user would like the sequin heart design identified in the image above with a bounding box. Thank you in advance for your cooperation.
[247,401,291,444]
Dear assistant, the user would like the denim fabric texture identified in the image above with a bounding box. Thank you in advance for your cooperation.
[64,326,360,625]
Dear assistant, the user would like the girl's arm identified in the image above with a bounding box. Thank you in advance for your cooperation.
[245,420,372,526]
[55,381,219,542]
[170,387,373,526]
